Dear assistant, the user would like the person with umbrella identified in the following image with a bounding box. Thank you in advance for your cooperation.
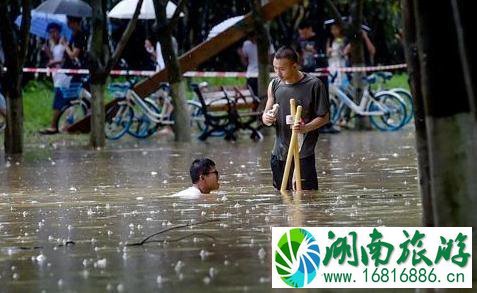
[40,16,88,135]
[39,22,70,135]
[61,16,87,70]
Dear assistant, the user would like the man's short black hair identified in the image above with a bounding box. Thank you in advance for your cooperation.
[67,16,82,24]
[190,158,216,184]
[298,20,312,30]
[274,46,299,63]
[46,22,62,33]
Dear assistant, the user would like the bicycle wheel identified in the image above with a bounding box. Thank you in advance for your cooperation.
[105,102,133,140]
[127,99,161,139]
[56,100,89,132]
[391,88,414,124]
[368,93,407,131]
[187,100,206,130]
[187,100,226,137]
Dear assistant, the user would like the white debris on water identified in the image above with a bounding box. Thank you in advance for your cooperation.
[174,260,184,273]
[259,277,270,283]
[35,254,47,263]
[94,258,107,269]
[200,249,210,260]
[209,267,217,278]
[258,248,266,260]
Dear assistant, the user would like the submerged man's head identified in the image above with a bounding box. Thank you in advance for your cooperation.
[190,158,219,193]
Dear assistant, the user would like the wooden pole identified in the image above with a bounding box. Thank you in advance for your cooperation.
[280,105,302,191]
[289,99,302,191]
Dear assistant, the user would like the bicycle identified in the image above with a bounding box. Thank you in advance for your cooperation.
[329,73,408,131]
[105,83,174,140]
[55,78,92,133]
[374,71,414,124]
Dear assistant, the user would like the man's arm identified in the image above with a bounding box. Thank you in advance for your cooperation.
[293,112,329,133]
[293,80,330,133]
[61,37,82,60]
[262,81,276,126]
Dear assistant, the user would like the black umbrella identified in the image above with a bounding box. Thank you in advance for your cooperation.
[34,0,92,18]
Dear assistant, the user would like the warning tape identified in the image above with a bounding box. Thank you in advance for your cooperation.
[4,63,407,77]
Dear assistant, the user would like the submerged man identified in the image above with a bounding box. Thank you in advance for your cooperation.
[262,46,330,190]
[174,158,220,198]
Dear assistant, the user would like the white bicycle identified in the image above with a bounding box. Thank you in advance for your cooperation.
[329,74,408,131]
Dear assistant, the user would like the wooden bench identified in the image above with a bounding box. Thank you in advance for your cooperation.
[191,84,263,141]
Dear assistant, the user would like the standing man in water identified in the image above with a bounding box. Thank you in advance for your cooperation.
[174,158,220,198]
[262,46,330,190]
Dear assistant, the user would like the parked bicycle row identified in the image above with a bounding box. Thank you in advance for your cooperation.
[1,70,413,138]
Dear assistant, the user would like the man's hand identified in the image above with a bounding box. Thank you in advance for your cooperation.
[292,121,308,133]
[262,112,277,126]
[60,37,68,46]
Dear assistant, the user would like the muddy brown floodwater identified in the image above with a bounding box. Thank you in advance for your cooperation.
[0,128,421,292]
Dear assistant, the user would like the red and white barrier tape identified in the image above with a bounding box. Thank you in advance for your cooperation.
[5,63,407,77]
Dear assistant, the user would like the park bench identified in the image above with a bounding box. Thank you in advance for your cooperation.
[191,84,263,141]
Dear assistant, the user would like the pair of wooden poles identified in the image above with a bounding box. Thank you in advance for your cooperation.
[280,99,302,192]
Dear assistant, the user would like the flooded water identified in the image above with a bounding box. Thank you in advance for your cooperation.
[0,128,421,292]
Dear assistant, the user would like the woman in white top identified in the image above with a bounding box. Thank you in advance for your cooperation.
[144,36,178,72]
[39,23,69,135]
[326,23,347,86]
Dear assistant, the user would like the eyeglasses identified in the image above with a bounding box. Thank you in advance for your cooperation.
[204,170,219,177]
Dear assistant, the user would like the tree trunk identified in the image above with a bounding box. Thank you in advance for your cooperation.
[154,0,191,142]
[158,31,191,142]
[89,0,109,148]
[90,83,106,148]
[0,1,30,155]
[253,0,271,109]
[4,92,24,155]
[401,0,433,227]
[450,0,477,282]
[414,0,477,249]
[451,0,476,120]
[348,0,369,130]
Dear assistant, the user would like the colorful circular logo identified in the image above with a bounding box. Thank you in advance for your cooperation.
[275,228,321,288]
